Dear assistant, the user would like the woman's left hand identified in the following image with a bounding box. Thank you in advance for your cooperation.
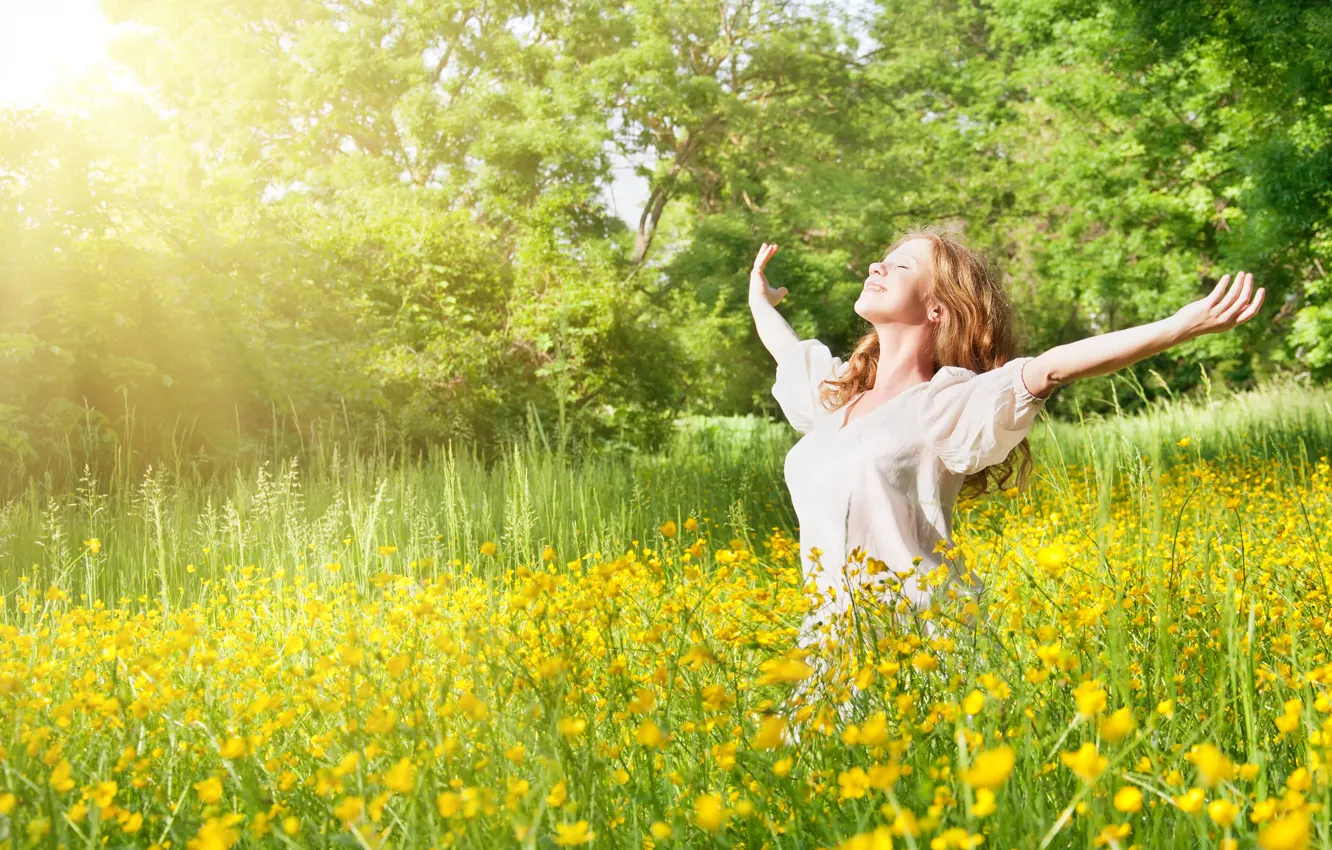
[1172,270,1265,341]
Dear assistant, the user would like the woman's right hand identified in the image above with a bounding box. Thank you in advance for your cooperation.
[750,243,788,307]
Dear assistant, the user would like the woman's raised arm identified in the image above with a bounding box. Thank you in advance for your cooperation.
[749,243,801,364]
[1021,271,1266,399]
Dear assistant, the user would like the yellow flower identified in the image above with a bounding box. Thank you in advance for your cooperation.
[1258,810,1310,850]
[694,793,726,832]
[773,757,793,777]
[627,688,655,714]
[546,780,568,808]
[457,692,488,721]
[659,520,678,538]
[962,690,985,715]
[90,780,117,808]
[1099,707,1136,742]
[972,787,996,817]
[1208,798,1238,828]
[1060,743,1107,783]
[680,643,717,669]
[1073,679,1107,717]
[931,826,985,849]
[911,652,938,673]
[651,821,673,840]
[554,820,595,846]
[84,538,101,554]
[1035,543,1067,573]
[378,545,397,556]
[838,826,896,850]
[635,719,665,748]
[1174,787,1205,814]
[0,793,15,815]
[1157,699,1174,719]
[437,791,462,818]
[961,746,1015,791]
[542,545,556,562]
[218,737,247,759]
[558,716,586,738]
[504,744,525,764]
[194,776,223,804]
[49,759,75,793]
[1177,436,1191,448]
[1093,823,1132,847]
[752,714,786,751]
[479,541,497,557]
[868,762,901,789]
[1251,798,1279,824]
[684,517,699,531]
[757,654,815,685]
[838,767,870,800]
[333,795,364,825]
[1113,786,1143,813]
[1186,743,1234,786]
[383,757,415,794]
[1286,767,1311,792]
[189,814,244,850]
[860,712,889,746]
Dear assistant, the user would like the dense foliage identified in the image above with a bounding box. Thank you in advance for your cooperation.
[2,0,1328,490]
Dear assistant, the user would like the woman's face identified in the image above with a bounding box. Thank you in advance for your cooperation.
[854,237,937,325]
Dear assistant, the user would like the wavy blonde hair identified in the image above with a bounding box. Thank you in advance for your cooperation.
[820,224,1034,500]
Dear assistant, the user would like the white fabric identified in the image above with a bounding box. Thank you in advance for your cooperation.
[771,337,1047,645]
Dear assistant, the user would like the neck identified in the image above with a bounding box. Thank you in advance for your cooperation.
[870,322,935,392]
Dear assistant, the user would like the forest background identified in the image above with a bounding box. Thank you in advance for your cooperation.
[3,0,1330,492]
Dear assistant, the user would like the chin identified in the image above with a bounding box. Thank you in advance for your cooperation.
[855,298,893,324]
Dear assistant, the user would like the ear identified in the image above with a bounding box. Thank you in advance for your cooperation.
[927,303,945,324]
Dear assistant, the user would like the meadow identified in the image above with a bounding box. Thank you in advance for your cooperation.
[4,378,1332,849]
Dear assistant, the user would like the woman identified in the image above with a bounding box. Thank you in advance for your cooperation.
[750,226,1264,653]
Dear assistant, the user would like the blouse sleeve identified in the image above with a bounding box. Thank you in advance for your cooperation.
[918,356,1048,476]
[770,338,844,435]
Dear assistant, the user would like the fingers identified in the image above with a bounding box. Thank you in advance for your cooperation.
[1215,270,1247,314]
[754,242,779,269]
[1205,273,1230,304]
[1218,271,1254,322]
[1234,286,1265,324]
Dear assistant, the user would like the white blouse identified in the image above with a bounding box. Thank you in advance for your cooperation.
[771,338,1047,645]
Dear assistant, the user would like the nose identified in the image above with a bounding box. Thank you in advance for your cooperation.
[869,262,885,277]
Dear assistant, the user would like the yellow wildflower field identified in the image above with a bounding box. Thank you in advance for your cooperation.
[1,449,1331,849]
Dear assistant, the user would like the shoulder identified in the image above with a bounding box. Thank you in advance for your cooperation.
[778,338,849,379]
[921,357,1045,411]
[928,357,1032,386]
[930,365,978,385]
[922,364,981,397]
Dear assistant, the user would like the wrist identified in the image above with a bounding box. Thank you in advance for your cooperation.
[1165,311,1196,344]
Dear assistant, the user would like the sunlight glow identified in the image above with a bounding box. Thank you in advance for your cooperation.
[0,0,125,109]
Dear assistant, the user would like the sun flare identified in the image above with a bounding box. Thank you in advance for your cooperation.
[0,0,120,108]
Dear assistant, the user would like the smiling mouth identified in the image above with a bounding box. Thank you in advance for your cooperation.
[865,282,886,292]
